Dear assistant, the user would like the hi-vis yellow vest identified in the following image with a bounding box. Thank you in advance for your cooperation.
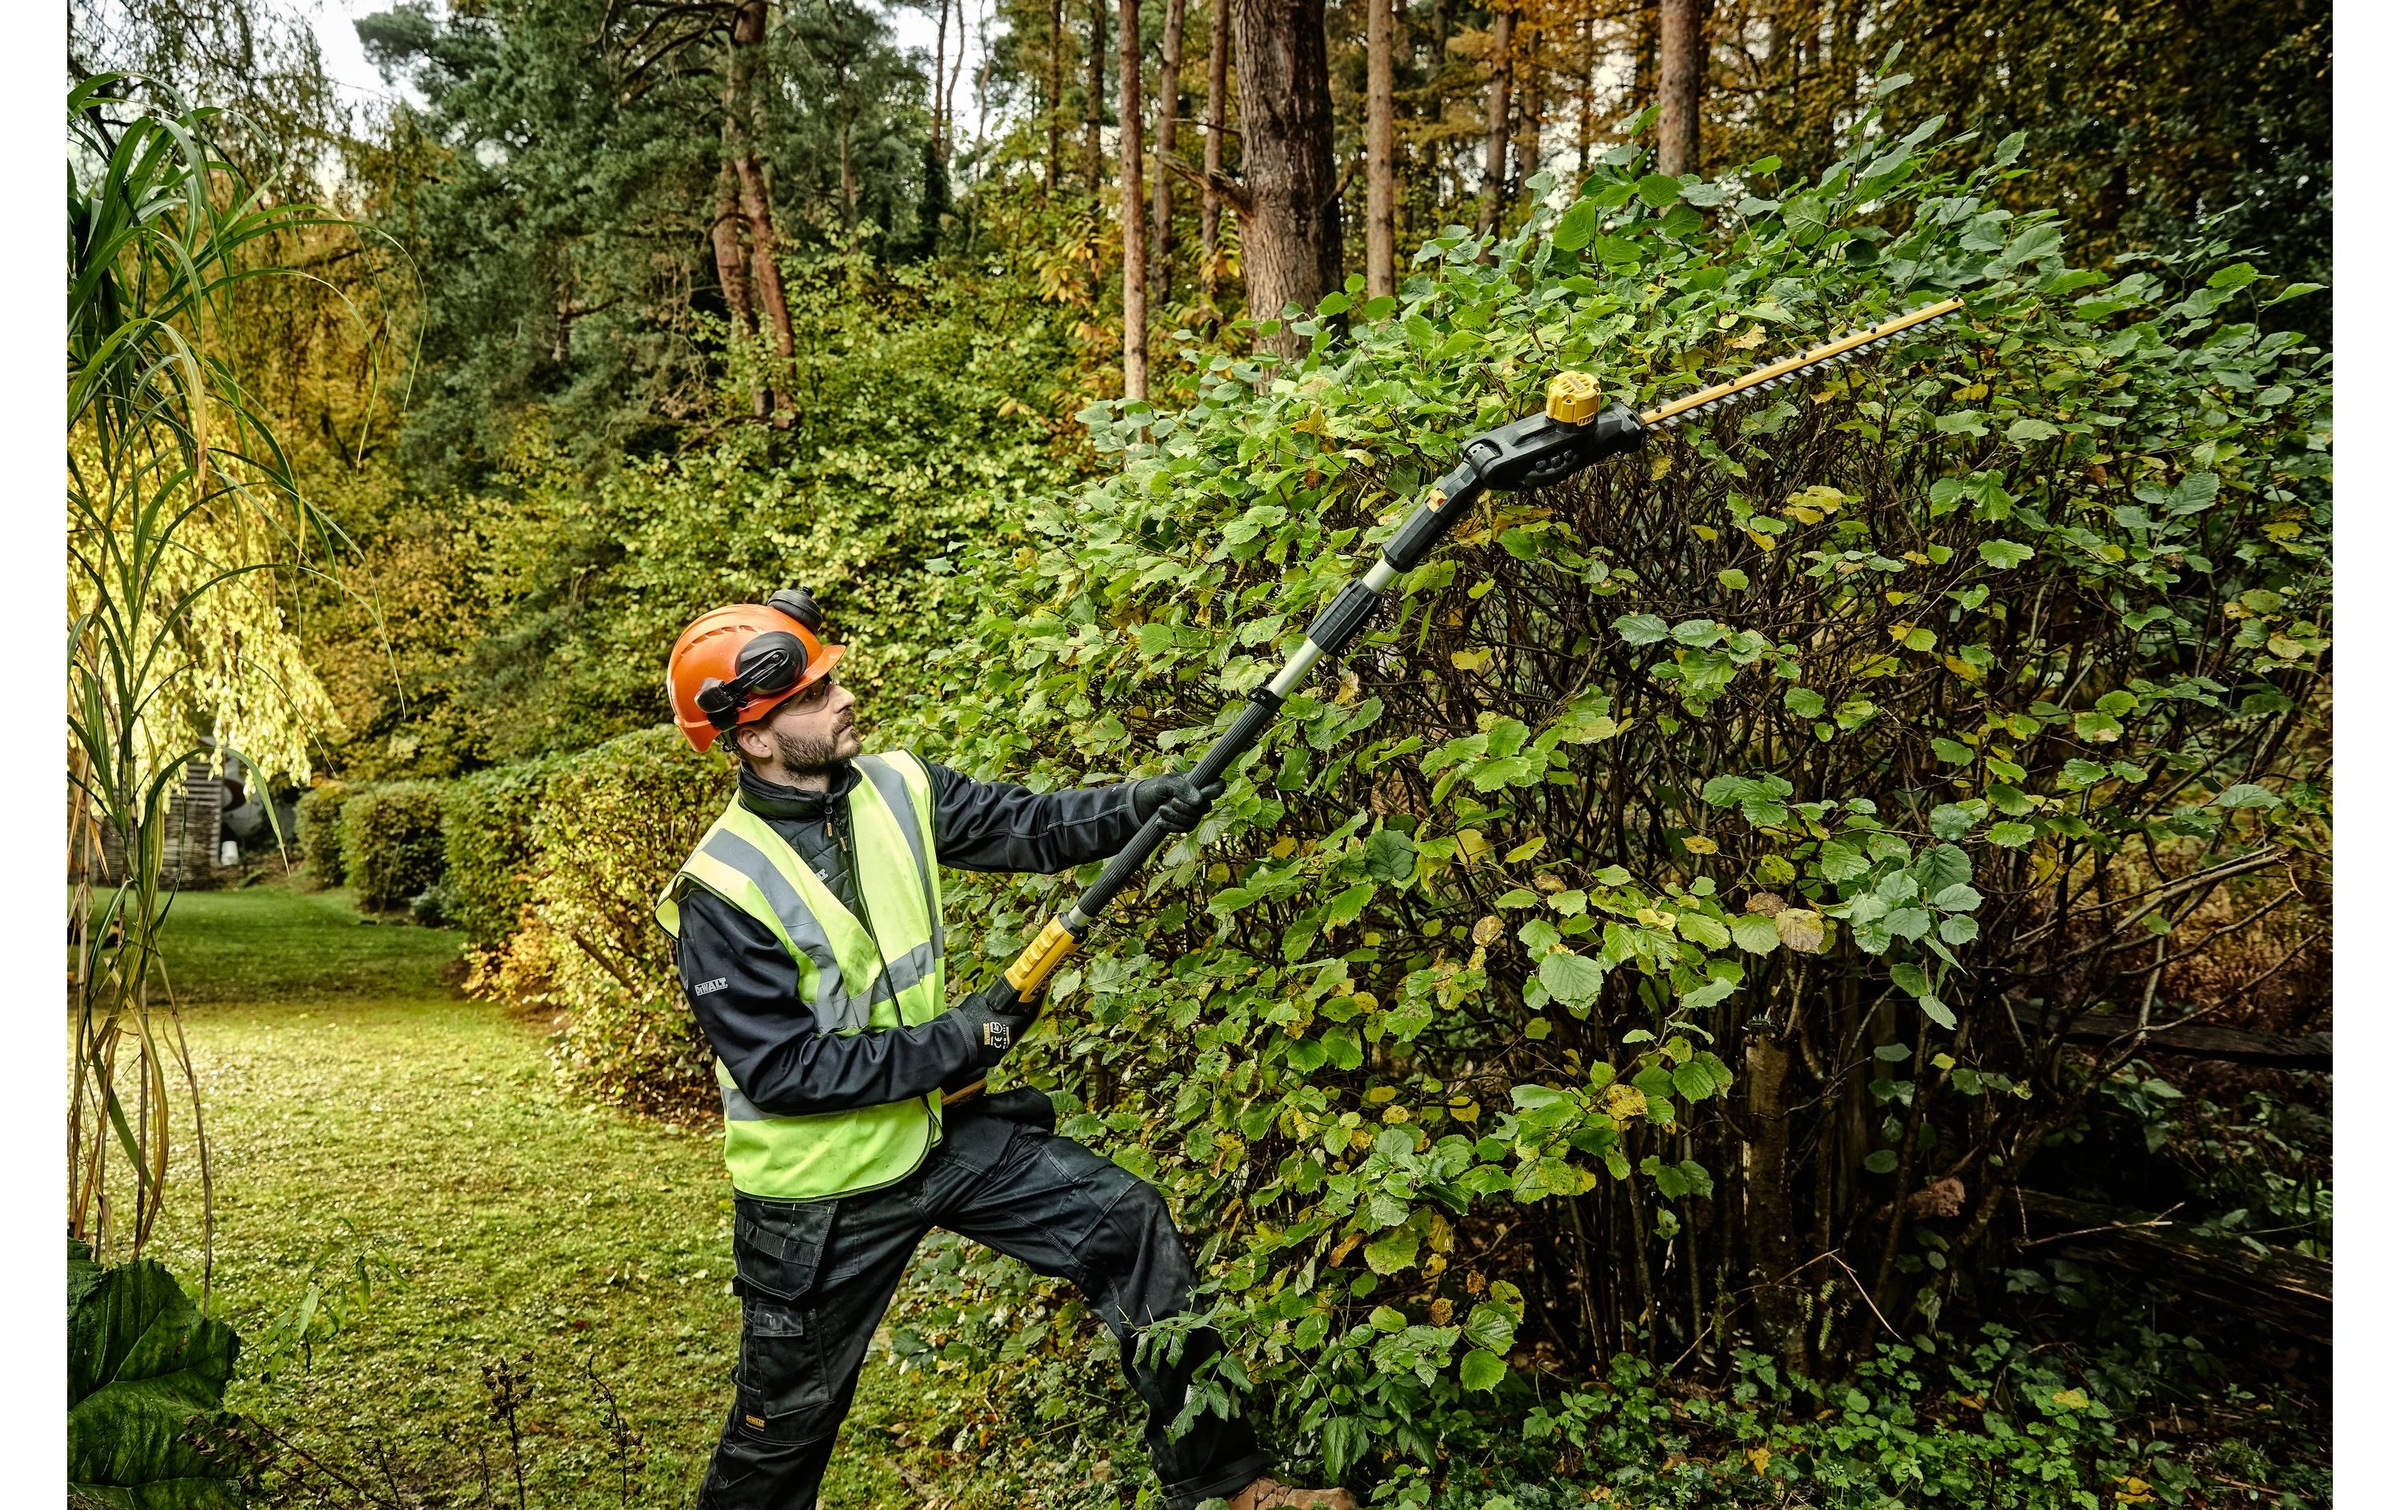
[655,751,947,1200]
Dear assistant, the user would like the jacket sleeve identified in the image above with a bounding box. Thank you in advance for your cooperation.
[675,887,982,1115]
[925,758,1146,873]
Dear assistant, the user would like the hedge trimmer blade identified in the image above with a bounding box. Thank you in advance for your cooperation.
[1640,297,1966,427]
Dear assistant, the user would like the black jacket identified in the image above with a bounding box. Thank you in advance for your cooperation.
[673,758,1144,1116]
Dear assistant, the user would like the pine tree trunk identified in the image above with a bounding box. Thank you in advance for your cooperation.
[1120,0,1149,399]
[1365,0,1394,298]
[1200,0,1230,298]
[710,164,756,339]
[1151,0,1188,309]
[1230,0,1343,352]
[726,1,792,411]
[1085,0,1108,193]
[1657,0,1712,177]
[1477,4,1514,238]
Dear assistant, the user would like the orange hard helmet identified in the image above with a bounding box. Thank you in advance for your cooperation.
[667,589,847,753]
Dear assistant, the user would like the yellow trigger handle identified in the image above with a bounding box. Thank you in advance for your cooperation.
[1004,916,1080,1001]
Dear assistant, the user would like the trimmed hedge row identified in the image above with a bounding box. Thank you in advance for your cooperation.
[293,781,352,885]
[441,757,564,950]
[338,782,448,913]
[472,726,730,1121]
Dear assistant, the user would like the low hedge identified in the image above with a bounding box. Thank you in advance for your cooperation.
[440,757,564,951]
[338,781,449,913]
[293,781,352,887]
[483,725,729,1119]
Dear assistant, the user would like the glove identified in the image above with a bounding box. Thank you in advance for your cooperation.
[959,974,1037,1070]
[1133,771,1227,835]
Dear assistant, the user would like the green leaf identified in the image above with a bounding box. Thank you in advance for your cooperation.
[1890,962,1931,997]
[1997,221,2063,267]
[1459,1348,1508,1392]
[1463,1299,1520,1356]
[1863,1149,1900,1175]
[1364,1226,1421,1275]
[1987,821,2037,848]
[69,1247,243,1508]
[1817,842,1870,881]
[1918,995,1959,1030]
[1979,539,2034,569]
[1636,173,1684,208]
[1614,613,1671,646]
[1938,914,1980,945]
[2214,783,2283,810]
[1931,883,1983,912]
[1538,950,1610,1006]
[1324,882,1376,928]
[1730,913,1781,955]
[1363,828,1417,883]
[1675,911,1732,949]
[1784,687,1826,718]
[1552,198,1598,252]
[1671,1059,1717,1102]
[2006,417,2060,444]
[1931,738,1977,765]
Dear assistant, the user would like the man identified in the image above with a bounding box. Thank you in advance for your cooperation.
[657,592,1355,1510]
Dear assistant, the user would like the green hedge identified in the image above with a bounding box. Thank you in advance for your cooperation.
[483,726,729,1119]
[338,781,449,913]
[294,781,352,886]
[440,757,563,951]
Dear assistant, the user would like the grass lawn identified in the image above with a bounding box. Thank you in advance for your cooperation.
[136,880,927,1507]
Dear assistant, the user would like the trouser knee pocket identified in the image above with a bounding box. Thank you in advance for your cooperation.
[729,1199,840,1441]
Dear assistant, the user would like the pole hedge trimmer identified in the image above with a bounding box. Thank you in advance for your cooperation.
[948,295,1963,1103]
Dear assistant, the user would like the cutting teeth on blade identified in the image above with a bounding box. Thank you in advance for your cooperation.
[1642,296,1964,428]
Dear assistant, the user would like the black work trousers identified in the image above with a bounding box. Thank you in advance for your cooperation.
[696,1106,1272,1510]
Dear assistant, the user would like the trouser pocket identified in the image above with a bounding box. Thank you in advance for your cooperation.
[728,1198,839,1440]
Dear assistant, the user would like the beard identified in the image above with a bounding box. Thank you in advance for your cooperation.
[768,717,858,775]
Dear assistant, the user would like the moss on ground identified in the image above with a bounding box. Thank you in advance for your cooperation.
[138,882,927,1507]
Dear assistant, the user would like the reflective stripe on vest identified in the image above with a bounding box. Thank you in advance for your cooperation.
[656,750,949,1199]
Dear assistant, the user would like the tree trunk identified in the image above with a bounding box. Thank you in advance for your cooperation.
[1048,0,1065,192]
[1230,0,1343,351]
[710,164,756,339]
[1656,0,1711,176]
[726,1,792,411]
[933,0,951,157]
[1085,0,1108,193]
[1477,4,1514,239]
[945,0,968,152]
[1200,0,1230,298]
[1575,10,1594,177]
[1364,0,1394,298]
[1120,0,1149,399]
[1152,0,1188,309]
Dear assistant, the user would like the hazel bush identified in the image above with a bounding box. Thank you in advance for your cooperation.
[890,102,2329,1491]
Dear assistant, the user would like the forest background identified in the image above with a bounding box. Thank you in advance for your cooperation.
[66,0,2331,1505]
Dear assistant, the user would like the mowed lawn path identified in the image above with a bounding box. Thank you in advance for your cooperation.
[140,883,921,1507]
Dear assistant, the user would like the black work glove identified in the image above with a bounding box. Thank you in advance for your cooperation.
[959,974,1037,1071]
[1132,771,1227,835]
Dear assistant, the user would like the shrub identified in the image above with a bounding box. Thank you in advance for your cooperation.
[486,725,729,1120]
[895,102,2330,1488]
[440,756,564,951]
[338,781,449,913]
[294,781,352,886]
